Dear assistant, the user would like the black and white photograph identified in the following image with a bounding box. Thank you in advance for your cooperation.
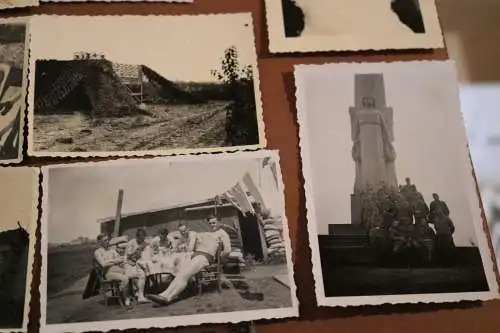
[0,167,38,332]
[0,19,29,164]
[28,14,264,157]
[0,0,38,10]
[265,0,443,53]
[295,60,498,307]
[40,150,297,333]
[460,84,500,270]
[41,0,191,2]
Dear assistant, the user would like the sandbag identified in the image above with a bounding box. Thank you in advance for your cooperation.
[267,236,282,245]
[264,223,282,231]
[264,229,281,238]
[269,242,284,250]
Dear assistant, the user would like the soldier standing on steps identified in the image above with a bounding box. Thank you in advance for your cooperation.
[428,193,455,265]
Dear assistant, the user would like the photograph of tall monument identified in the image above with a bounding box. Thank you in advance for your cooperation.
[295,61,498,307]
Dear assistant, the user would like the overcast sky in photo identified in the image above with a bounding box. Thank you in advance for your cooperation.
[297,60,480,247]
[46,154,283,244]
[29,14,257,83]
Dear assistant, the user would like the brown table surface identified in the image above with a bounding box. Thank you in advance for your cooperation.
[3,0,500,332]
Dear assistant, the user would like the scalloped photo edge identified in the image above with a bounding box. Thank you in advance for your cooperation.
[0,167,39,333]
[26,13,266,159]
[40,0,192,2]
[264,0,444,53]
[294,59,499,307]
[39,150,298,333]
[0,0,38,10]
[0,17,30,165]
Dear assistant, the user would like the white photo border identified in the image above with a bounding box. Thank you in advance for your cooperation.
[39,150,298,333]
[0,167,39,333]
[264,0,444,53]
[294,60,499,307]
[0,0,38,10]
[0,17,30,165]
[40,0,192,2]
[27,13,266,158]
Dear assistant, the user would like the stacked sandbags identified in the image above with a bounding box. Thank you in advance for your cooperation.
[263,216,286,257]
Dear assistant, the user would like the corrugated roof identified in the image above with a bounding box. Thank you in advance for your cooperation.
[96,198,215,224]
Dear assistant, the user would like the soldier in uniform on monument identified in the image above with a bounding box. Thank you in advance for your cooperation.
[428,193,455,263]
[429,193,450,220]
[400,177,416,196]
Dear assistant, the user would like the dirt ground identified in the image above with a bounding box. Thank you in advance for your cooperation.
[33,102,229,153]
[46,265,293,325]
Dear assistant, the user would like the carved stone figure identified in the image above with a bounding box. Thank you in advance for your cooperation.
[349,73,398,226]
[350,96,397,192]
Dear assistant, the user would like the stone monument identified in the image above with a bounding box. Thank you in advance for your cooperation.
[349,73,398,226]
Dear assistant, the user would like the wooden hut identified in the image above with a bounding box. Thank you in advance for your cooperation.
[97,197,268,261]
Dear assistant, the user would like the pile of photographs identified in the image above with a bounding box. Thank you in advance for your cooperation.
[0,1,497,333]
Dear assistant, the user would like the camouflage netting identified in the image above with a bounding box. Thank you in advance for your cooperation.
[34,59,204,117]
[34,59,137,117]
[141,65,203,105]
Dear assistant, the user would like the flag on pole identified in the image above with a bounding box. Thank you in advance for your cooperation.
[223,181,255,215]
[221,192,242,212]
[270,161,279,190]
[262,156,271,168]
[243,172,267,212]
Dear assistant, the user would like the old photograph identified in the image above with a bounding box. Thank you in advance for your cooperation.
[0,19,29,164]
[265,0,443,53]
[460,84,500,270]
[42,0,191,2]
[28,14,264,157]
[0,0,38,9]
[0,167,38,332]
[40,150,297,333]
[295,60,499,307]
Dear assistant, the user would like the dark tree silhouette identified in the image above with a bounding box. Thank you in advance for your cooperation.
[211,46,259,146]
[391,0,426,33]
[281,0,305,37]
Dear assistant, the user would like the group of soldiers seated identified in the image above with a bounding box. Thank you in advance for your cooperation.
[363,177,456,263]
[93,216,241,307]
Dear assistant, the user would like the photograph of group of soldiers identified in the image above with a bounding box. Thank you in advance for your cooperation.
[364,177,457,265]
[87,216,242,307]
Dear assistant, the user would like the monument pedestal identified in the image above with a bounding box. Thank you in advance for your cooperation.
[350,193,362,226]
[326,224,369,248]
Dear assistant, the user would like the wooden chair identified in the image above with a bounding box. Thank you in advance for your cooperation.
[196,244,223,296]
[93,261,124,307]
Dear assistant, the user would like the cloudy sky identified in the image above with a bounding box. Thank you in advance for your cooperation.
[29,14,256,83]
[45,152,283,244]
[297,60,481,247]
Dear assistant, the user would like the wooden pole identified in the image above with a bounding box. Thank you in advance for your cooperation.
[139,66,143,104]
[214,196,219,218]
[113,189,124,237]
